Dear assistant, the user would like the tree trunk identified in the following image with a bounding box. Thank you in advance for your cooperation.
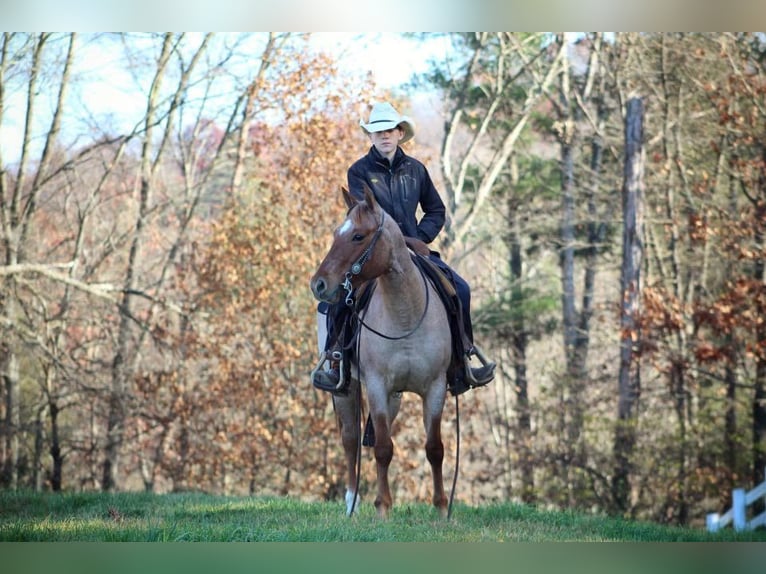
[1,349,19,489]
[509,206,534,503]
[577,93,609,377]
[0,34,51,491]
[613,97,645,514]
[753,175,766,498]
[32,405,44,490]
[724,167,740,494]
[663,37,693,525]
[724,354,738,488]
[102,33,174,491]
[553,33,607,506]
[507,156,534,503]
[556,37,585,505]
[49,402,63,491]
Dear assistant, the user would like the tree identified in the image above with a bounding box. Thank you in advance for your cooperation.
[131,40,379,497]
[0,33,78,489]
[613,97,645,514]
[435,33,563,254]
[422,32,563,502]
[696,33,766,497]
[102,32,217,491]
[550,33,614,505]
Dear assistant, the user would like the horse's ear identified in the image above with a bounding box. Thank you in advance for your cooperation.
[341,186,355,210]
[362,184,377,209]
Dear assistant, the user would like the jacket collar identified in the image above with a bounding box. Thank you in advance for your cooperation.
[369,145,405,169]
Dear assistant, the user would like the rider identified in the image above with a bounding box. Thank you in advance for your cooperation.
[312,101,496,396]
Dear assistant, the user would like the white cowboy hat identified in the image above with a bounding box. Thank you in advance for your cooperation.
[359,102,415,144]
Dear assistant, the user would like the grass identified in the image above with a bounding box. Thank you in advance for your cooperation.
[1,490,765,542]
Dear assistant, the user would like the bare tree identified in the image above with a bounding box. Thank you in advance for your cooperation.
[0,33,77,489]
[431,32,563,501]
[439,33,563,254]
[613,97,645,514]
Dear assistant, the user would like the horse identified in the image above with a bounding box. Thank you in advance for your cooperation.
[310,186,453,519]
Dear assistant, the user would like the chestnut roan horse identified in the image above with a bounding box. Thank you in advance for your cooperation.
[310,186,452,519]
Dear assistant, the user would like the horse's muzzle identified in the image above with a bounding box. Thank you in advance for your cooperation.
[310,276,340,304]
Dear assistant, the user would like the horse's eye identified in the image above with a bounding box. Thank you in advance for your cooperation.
[352,233,365,242]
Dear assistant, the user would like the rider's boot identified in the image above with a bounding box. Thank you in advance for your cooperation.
[464,345,496,388]
[311,347,348,396]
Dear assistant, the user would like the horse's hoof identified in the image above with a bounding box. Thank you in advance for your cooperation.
[374,499,390,519]
[345,489,358,516]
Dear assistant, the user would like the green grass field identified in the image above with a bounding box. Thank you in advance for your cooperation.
[1,490,764,542]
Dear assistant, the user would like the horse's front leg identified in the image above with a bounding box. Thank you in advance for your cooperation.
[333,391,360,516]
[424,386,448,518]
[370,408,394,519]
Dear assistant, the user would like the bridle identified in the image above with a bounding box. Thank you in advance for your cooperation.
[342,207,385,307]
[341,207,430,341]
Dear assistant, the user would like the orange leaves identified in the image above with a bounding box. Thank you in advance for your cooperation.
[687,212,708,244]
[142,45,381,495]
[640,286,685,334]
[694,341,730,364]
[696,278,766,332]
[691,278,766,364]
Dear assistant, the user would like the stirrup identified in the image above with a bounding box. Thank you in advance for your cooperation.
[310,352,348,396]
[464,346,496,388]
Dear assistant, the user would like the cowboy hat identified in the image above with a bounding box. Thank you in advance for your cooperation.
[359,102,415,144]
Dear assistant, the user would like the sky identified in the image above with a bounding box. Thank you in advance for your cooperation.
[0,33,452,165]
[312,33,452,89]
[7,0,763,35]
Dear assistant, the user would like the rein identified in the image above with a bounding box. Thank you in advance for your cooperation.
[354,265,430,341]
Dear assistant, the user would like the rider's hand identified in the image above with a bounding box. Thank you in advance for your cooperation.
[404,236,430,257]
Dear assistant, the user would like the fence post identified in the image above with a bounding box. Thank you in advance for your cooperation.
[732,488,746,531]
[706,513,719,532]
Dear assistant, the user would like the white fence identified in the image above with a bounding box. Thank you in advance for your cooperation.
[706,468,766,532]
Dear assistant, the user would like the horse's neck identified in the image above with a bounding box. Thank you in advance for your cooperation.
[375,247,426,319]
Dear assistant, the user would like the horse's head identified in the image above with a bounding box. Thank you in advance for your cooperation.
[310,186,391,304]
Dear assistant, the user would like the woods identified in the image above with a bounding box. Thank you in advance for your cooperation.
[1,32,765,528]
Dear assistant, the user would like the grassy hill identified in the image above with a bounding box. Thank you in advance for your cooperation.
[1,490,763,542]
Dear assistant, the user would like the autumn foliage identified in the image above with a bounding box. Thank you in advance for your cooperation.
[4,33,766,528]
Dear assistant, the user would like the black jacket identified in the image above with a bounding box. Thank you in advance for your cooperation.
[347,146,445,244]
